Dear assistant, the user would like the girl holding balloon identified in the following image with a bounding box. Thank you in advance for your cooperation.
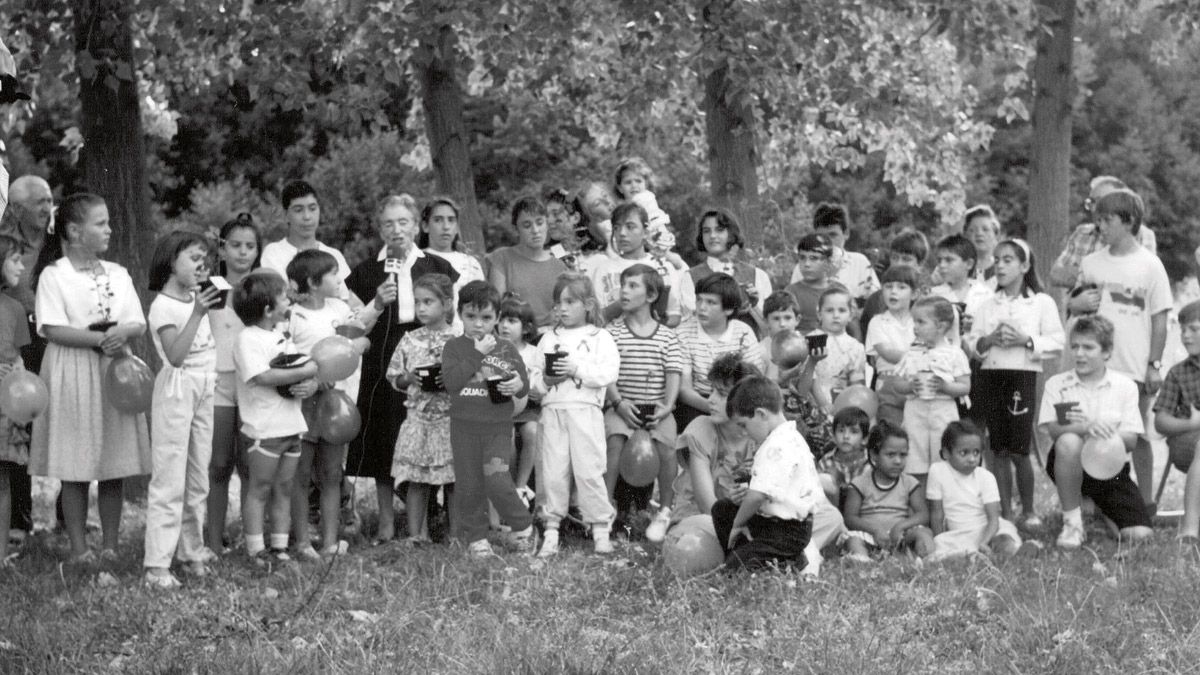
[142,231,221,588]
[29,193,150,563]
[0,234,33,566]
[285,250,370,560]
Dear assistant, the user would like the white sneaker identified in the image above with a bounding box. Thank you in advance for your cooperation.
[593,527,613,554]
[801,549,822,577]
[1057,520,1086,550]
[143,569,181,590]
[467,539,496,558]
[538,529,560,558]
[645,508,672,543]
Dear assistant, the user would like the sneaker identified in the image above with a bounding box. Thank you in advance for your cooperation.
[253,548,294,569]
[294,545,322,563]
[1057,520,1086,550]
[467,539,495,558]
[321,540,350,557]
[645,508,672,544]
[538,529,560,558]
[593,528,613,555]
[1021,514,1044,530]
[144,569,181,590]
[801,555,822,578]
[180,560,209,578]
[507,526,537,555]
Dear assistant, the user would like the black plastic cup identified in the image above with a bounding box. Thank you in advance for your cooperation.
[486,374,514,403]
[1054,401,1080,425]
[636,403,657,427]
[198,279,228,310]
[545,351,568,375]
[416,364,443,393]
[88,320,117,355]
[806,333,828,351]
[269,353,310,398]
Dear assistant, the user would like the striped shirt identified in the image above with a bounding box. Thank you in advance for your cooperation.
[677,317,763,396]
[608,316,684,403]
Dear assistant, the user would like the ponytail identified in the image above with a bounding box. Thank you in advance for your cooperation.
[33,193,105,288]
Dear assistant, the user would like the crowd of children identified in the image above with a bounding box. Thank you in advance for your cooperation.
[6,161,1200,585]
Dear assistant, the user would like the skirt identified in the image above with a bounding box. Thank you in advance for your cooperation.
[28,344,150,481]
[391,410,454,486]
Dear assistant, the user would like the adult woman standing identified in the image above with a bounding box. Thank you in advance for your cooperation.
[484,197,567,330]
[964,205,1002,288]
[345,195,458,543]
[29,194,149,562]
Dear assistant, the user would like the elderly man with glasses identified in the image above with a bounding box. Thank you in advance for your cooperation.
[1049,176,1157,290]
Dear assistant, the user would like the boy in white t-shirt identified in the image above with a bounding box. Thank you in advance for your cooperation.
[232,270,319,564]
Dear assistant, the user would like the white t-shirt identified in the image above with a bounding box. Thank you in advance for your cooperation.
[233,325,306,439]
[1078,247,1172,382]
[147,293,217,371]
[813,331,866,402]
[260,239,356,304]
[749,422,822,520]
[865,310,913,374]
[286,298,361,399]
[925,462,1000,532]
[589,254,693,320]
[1037,369,1144,436]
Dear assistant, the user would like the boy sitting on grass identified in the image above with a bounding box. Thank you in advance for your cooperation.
[1153,300,1200,547]
[713,375,823,571]
[819,406,872,506]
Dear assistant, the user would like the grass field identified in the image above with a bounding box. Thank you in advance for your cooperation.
[2,455,1198,674]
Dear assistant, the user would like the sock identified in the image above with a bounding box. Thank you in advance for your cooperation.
[245,534,265,555]
[269,533,289,550]
[1063,507,1083,528]
[592,525,610,539]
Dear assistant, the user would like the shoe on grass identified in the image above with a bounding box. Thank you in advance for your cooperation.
[467,539,496,558]
[1056,520,1086,550]
[846,552,873,564]
[294,545,322,563]
[593,528,613,554]
[538,529,560,558]
[507,526,537,555]
[1021,514,1044,530]
[180,560,209,578]
[193,547,219,564]
[321,540,350,557]
[645,508,671,544]
[144,568,181,590]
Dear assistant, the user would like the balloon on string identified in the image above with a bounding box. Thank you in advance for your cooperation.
[1082,433,1126,480]
[662,515,725,576]
[314,389,362,444]
[0,369,48,423]
[311,335,358,383]
[105,354,154,414]
[619,429,658,487]
[832,385,879,420]
[771,330,809,370]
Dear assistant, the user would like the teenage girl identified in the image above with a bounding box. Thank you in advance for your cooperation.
[967,239,1063,527]
[388,273,459,544]
[0,235,31,566]
[206,214,261,552]
[30,193,150,563]
[589,201,685,327]
[537,273,619,556]
[143,231,221,588]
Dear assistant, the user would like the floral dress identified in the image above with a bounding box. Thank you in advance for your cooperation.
[387,324,459,486]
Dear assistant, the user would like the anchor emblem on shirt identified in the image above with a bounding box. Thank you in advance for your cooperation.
[1008,390,1029,416]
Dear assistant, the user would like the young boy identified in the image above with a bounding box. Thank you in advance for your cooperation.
[714,376,824,571]
[798,202,880,302]
[818,406,872,505]
[865,264,920,426]
[1153,300,1200,546]
[758,290,800,379]
[930,234,994,340]
[1038,315,1154,549]
[785,233,846,334]
[858,230,930,337]
[232,270,319,564]
[441,281,534,557]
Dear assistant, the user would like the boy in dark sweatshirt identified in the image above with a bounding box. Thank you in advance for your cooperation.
[442,281,534,557]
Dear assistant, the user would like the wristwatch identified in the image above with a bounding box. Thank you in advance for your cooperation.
[1149,360,1162,370]
[1025,337,1034,350]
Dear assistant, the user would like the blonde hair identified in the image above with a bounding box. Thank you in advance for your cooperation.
[551,272,603,329]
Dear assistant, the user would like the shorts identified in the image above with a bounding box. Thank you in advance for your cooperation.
[902,398,959,474]
[1046,447,1151,530]
[977,369,1037,455]
[1166,429,1200,473]
[241,434,302,460]
[604,406,677,448]
[214,371,238,407]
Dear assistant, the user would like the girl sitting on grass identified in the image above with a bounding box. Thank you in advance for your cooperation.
[842,420,934,563]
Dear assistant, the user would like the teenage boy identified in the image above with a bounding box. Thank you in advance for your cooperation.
[1153,300,1200,546]
[1038,316,1154,549]
[715,376,823,571]
[785,233,846,334]
[1051,176,1157,290]
[1069,189,1171,510]
[261,180,359,306]
[791,203,880,302]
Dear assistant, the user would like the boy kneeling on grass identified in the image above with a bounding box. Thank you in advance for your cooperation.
[1152,300,1200,548]
[714,375,823,571]
[1038,315,1153,550]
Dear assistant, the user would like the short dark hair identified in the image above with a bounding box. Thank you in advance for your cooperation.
[511,195,548,228]
[940,419,984,456]
[866,419,907,456]
[695,272,742,313]
[708,353,763,392]
[286,249,339,294]
[499,295,538,344]
[1069,314,1115,352]
[610,201,649,234]
[619,263,664,306]
[148,229,210,293]
[458,279,502,315]
[934,234,977,276]
[281,180,318,210]
[880,263,921,291]
[832,406,871,437]
[694,209,744,253]
[1094,189,1145,235]
[233,270,287,324]
[889,230,929,263]
[726,375,783,418]
[796,233,833,258]
[812,203,850,233]
[763,290,800,318]
[818,287,851,310]
[1179,300,1200,327]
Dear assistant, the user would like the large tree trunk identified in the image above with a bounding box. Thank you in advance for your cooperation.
[415,25,485,252]
[1026,0,1075,284]
[702,64,760,251]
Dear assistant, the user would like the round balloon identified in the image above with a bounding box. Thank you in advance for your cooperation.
[105,354,154,414]
[771,330,808,370]
[1082,434,1126,480]
[619,428,658,487]
[663,515,724,576]
[314,389,362,444]
[311,335,358,383]
[832,385,879,420]
[0,369,48,423]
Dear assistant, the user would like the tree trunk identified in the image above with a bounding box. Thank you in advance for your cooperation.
[416,25,485,252]
[1026,0,1075,284]
[703,62,760,251]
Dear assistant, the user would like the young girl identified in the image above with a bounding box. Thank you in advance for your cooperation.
[926,420,1023,559]
[206,214,261,553]
[604,264,683,543]
[893,296,971,479]
[811,287,866,413]
[143,231,222,588]
[498,296,543,501]
[588,202,688,328]
[612,157,688,276]
[537,273,619,556]
[388,273,459,545]
[865,264,919,426]
[0,235,31,567]
[30,193,150,563]
[842,420,934,562]
[286,249,371,559]
[967,239,1063,527]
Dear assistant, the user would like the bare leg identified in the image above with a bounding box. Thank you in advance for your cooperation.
[1180,438,1200,538]
[515,421,539,489]
[269,455,299,543]
[60,481,90,557]
[1132,436,1154,505]
[319,444,344,548]
[1052,435,1084,512]
[375,480,395,541]
[1014,453,1036,519]
[906,525,935,558]
[97,479,123,552]
[406,483,429,540]
[654,440,676,509]
[604,435,625,501]
[290,440,317,548]
[0,467,10,561]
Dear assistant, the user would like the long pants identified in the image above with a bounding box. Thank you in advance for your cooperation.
[540,406,615,527]
[450,423,533,544]
[144,369,215,569]
[711,498,811,571]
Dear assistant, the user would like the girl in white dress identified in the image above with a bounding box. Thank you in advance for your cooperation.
[29,194,149,563]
